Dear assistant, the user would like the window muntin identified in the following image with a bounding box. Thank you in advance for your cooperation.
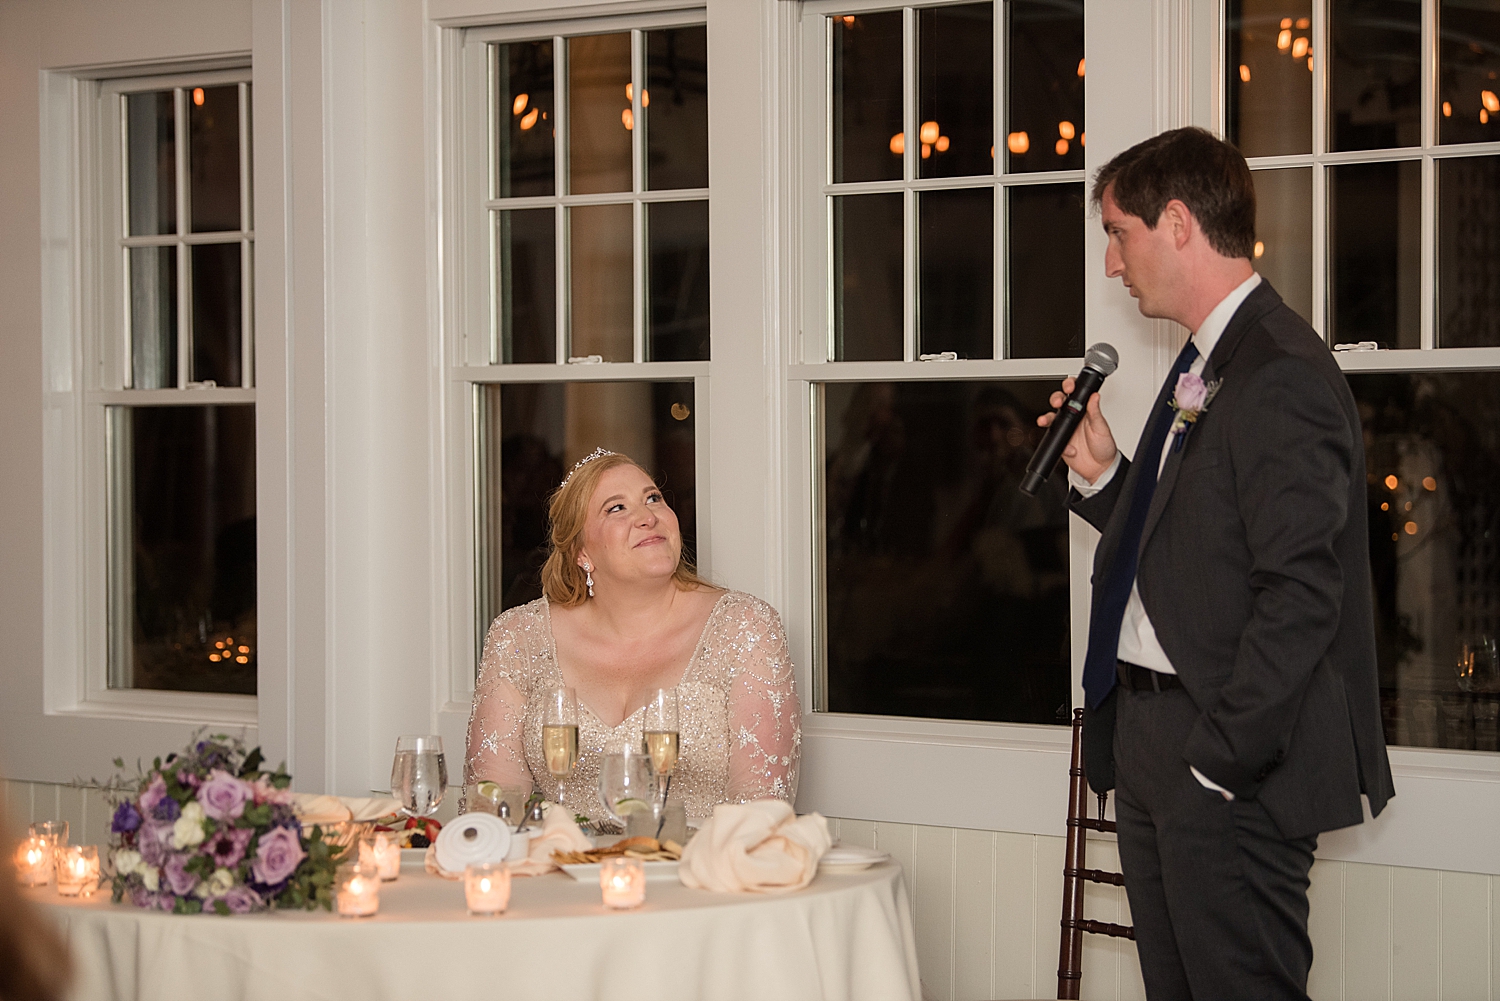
[105,76,255,695]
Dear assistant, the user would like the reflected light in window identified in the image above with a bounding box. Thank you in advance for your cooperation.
[513,93,529,116]
[1291,36,1309,59]
[1240,64,1252,83]
[622,108,634,131]
[1382,501,1390,511]
[1484,109,1491,124]
[1007,131,1029,154]
[935,135,950,152]
[842,15,855,25]
[920,121,940,144]
[1405,521,1419,535]
[1080,132,1085,147]
[1076,57,1085,77]
[192,87,205,106]
[1423,476,1438,491]
[1058,121,1075,140]
[1280,17,1292,28]
[890,132,905,155]
[1444,101,1453,117]
[1055,138,1069,155]
[520,108,539,130]
[1278,29,1292,51]
[1385,474,1399,489]
[1254,240,1265,258]
[1307,57,1313,71]
[921,143,931,159]
[626,83,632,101]
[1484,90,1500,113]
[1296,16,1310,28]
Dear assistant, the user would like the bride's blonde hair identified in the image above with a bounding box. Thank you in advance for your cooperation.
[540,450,704,607]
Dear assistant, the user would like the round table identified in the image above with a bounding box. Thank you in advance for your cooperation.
[35,860,919,1001]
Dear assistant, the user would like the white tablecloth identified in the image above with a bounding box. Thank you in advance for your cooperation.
[35,860,919,1001]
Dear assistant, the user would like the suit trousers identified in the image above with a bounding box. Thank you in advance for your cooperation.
[1114,684,1318,1001]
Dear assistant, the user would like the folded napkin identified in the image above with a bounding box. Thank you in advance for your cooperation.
[510,805,593,877]
[344,796,402,822]
[678,800,831,894]
[290,793,402,827]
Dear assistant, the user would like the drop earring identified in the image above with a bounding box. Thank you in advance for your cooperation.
[583,563,595,598]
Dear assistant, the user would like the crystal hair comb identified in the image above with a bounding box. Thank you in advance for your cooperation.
[560,446,617,487]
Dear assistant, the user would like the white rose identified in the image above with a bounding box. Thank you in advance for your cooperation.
[140,865,160,891]
[206,867,235,897]
[112,849,142,877]
[171,812,206,849]
[193,880,213,899]
[180,801,205,823]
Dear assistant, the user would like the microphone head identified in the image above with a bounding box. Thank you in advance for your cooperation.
[1083,342,1119,376]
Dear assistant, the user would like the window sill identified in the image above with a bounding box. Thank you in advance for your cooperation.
[57,690,257,728]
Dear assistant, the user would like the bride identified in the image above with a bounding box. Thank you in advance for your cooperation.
[464,448,800,824]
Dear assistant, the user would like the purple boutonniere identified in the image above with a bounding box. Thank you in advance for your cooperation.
[1169,372,1222,450]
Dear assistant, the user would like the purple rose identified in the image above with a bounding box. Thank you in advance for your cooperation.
[136,821,170,867]
[1174,372,1208,412]
[111,800,142,834]
[204,826,253,869]
[129,885,152,909]
[197,770,252,821]
[251,826,306,886]
[163,854,199,896]
[138,776,168,817]
[222,884,262,914]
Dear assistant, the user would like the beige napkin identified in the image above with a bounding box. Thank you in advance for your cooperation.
[425,805,592,878]
[344,796,401,822]
[678,800,831,894]
[290,793,352,826]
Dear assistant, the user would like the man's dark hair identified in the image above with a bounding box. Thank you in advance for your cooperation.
[1090,127,1256,260]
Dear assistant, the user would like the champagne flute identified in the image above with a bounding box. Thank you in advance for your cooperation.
[542,686,580,806]
[390,735,447,819]
[643,688,680,836]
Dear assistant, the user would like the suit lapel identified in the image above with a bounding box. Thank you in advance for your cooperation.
[1137,281,1282,555]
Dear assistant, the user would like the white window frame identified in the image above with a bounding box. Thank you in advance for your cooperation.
[436,12,714,743]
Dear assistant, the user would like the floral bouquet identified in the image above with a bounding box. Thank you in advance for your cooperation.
[93,733,345,914]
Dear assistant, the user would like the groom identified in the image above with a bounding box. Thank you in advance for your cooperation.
[1040,128,1394,1000]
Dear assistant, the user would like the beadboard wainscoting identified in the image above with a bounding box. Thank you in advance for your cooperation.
[6,779,1497,1001]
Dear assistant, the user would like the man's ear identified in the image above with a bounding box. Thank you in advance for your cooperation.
[1162,199,1194,250]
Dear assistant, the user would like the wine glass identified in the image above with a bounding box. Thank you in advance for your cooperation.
[542,686,580,806]
[643,688,680,834]
[390,735,447,819]
[598,748,656,834]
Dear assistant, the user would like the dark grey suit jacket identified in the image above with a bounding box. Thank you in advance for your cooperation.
[1072,280,1394,840]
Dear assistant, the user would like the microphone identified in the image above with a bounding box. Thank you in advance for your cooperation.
[1019,343,1119,496]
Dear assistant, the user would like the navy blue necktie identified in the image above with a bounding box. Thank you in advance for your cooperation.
[1082,340,1200,708]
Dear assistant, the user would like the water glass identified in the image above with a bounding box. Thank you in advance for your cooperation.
[391,735,447,818]
[598,748,655,831]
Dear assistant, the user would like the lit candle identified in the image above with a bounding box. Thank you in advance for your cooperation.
[600,856,645,909]
[335,862,380,918]
[54,845,100,897]
[359,832,402,881]
[464,861,511,915]
[14,836,52,887]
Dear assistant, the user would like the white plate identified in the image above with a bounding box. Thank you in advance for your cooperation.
[559,860,680,882]
[819,846,890,872]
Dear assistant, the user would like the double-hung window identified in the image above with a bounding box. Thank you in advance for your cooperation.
[1227,0,1500,752]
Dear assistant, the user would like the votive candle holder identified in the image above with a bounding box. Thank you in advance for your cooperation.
[54,845,99,897]
[335,861,381,918]
[29,821,68,848]
[14,836,52,886]
[464,861,511,915]
[600,856,645,909]
[359,831,402,881]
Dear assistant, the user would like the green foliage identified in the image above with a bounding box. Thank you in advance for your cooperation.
[272,825,347,912]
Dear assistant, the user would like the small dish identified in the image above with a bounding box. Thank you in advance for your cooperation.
[819,846,890,873]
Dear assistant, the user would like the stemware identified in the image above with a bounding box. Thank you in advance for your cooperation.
[643,688,680,778]
[542,686,580,806]
[598,748,656,833]
[390,735,447,819]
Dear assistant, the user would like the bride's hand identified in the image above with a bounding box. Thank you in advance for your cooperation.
[1036,377,1117,485]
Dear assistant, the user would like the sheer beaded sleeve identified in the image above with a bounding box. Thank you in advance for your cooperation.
[464,605,541,796]
[722,596,802,804]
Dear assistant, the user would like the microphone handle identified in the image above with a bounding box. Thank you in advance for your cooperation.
[1019,366,1108,496]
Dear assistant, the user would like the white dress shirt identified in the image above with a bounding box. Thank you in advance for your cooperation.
[1073,272,1261,797]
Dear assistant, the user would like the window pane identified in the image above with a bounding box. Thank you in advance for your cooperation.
[1252,167,1314,325]
[496,40,556,198]
[1439,0,1500,145]
[569,33,633,195]
[1006,0,1084,174]
[919,187,992,359]
[1439,156,1500,348]
[645,27,708,190]
[497,208,557,364]
[1008,183,1084,358]
[126,91,176,237]
[647,200,709,361]
[188,85,241,233]
[109,404,256,694]
[1226,0,1314,157]
[833,193,903,361]
[917,3,993,179]
[1350,372,1500,751]
[474,381,696,637]
[130,246,177,389]
[822,380,1071,723]
[1330,0,1422,152]
[190,243,242,386]
[569,203,633,361]
[1329,160,1421,348]
[832,11,903,184]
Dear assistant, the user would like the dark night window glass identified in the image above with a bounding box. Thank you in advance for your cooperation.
[1006,0,1084,173]
[1438,156,1500,348]
[497,208,557,364]
[832,11,904,184]
[1351,372,1500,751]
[109,405,257,694]
[1251,167,1315,325]
[917,4,994,179]
[1438,0,1500,146]
[1329,159,1421,348]
[188,85,241,233]
[474,382,696,648]
[126,91,176,236]
[495,40,556,198]
[190,243,242,386]
[1008,183,1084,358]
[130,246,177,389]
[569,33,633,196]
[647,199,710,361]
[918,187,992,359]
[1329,0,1422,152]
[1226,0,1314,157]
[833,193,904,361]
[822,379,1071,723]
[645,26,709,190]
